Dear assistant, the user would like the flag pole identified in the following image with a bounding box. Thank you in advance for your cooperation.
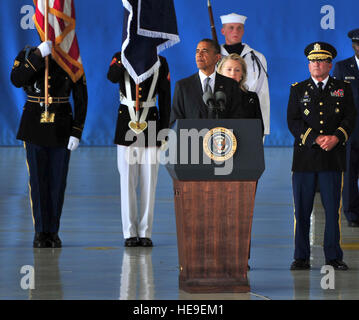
[135,83,140,127]
[44,0,49,114]
[207,0,218,46]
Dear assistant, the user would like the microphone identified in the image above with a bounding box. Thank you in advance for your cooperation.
[215,91,226,112]
[203,91,216,118]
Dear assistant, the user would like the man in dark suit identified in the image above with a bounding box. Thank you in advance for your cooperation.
[333,29,359,227]
[287,42,356,271]
[170,39,245,124]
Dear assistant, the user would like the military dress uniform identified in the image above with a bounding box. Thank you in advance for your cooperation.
[287,42,356,270]
[220,13,270,137]
[333,29,359,226]
[107,52,171,247]
[10,46,87,247]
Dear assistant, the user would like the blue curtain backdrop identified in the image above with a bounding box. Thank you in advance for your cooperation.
[0,0,358,146]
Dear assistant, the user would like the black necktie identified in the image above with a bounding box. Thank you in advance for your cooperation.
[318,81,324,93]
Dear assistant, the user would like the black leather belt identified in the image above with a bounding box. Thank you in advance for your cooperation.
[27,95,70,104]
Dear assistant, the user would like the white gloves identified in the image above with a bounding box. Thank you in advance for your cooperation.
[67,136,80,151]
[37,40,53,58]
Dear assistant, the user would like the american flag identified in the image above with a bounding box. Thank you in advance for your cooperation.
[32,0,84,83]
[122,0,180,84]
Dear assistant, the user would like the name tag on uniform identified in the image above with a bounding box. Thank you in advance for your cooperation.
[345,76,355,80]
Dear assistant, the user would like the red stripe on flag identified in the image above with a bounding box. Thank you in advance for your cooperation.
[54,0,64,13]
[33,0,84,82]
[68,35,80,61]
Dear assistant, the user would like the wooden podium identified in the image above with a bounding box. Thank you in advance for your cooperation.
[166,119,265,293]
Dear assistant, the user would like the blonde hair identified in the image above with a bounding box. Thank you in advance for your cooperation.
[217,53,248,91]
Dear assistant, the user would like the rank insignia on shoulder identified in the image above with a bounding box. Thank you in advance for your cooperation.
[292,82,298,87]
[13,60,20,68]
[110,57,119,66]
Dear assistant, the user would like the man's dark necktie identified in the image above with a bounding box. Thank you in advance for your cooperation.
[318,81,324,93]
[204,77,212,94]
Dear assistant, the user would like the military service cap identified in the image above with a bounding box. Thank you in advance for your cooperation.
[348,29,359,44]
[304,42,337,61]
[220,13,247,25]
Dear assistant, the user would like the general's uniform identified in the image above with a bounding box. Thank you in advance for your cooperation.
[288,77,356,262]
[107,52,171,242]
[333,29,359,225]
[287,43,356,268]
[10,46,87,239]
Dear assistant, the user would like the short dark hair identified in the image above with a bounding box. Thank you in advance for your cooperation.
[199,38,220,54]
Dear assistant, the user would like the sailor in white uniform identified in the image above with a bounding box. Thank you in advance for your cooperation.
[220,13,270,137]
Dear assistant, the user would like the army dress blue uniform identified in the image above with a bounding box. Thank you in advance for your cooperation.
[333,28,359,226]
[287,43,356,269]
[10,46,87,247]
[107,52,171,247]
[288,75,356,265]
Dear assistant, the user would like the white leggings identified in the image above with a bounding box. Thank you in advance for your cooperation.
[117,145,159,239]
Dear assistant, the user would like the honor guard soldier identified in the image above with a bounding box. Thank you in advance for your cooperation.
[107,52,171,247]
[287,42,356,270]
[333,29,359,227]
[10,41,88,248]
[219,13,270,138]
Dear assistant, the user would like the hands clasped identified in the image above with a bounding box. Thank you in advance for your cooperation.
[315,135,339,152]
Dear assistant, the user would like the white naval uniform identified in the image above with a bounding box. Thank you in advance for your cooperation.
[221,43,270,136]
[117,145,159,239]
[117,71,160,240]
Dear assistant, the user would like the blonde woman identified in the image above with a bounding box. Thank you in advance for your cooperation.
[218,53,264,134]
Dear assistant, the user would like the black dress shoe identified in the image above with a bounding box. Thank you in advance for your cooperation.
[33,232,48,248]
[348,221,359,227]
[326,260,349,270]
[124,237,139,247]
[48,233,62,248]
[139,237,153,247]
[290,259,310,270]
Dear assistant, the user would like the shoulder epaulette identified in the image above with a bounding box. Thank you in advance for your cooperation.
[292,82,298,87]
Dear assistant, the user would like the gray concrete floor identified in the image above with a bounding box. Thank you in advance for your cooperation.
[0,147,359,300]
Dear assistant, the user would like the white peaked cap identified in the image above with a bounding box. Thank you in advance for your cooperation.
[220,13,247,25]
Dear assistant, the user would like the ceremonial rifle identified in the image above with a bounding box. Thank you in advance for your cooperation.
[207,0,219,47]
